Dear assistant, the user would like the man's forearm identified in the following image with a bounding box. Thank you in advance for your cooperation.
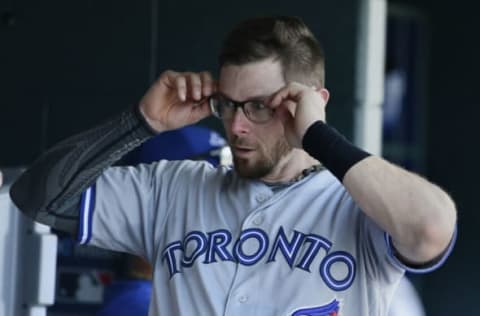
[343,157,457,264]
[303,121,457,264]
[10,106,156,234]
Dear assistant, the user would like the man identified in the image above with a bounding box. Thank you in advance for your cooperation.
[10,16,456,315]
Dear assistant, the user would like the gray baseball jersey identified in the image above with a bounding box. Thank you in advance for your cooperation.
[77,160,455,316]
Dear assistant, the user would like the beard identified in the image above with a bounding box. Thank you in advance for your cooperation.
[232,136,292,179]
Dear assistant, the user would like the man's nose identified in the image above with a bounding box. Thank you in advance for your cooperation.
[229,107,251,135]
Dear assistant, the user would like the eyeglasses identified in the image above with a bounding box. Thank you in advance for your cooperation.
[209,93,274,124]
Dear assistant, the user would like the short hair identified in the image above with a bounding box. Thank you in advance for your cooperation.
[219,16,325,87]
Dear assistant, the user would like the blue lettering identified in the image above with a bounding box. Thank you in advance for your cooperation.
[320,251,356,291]
[161,241,183,278]
[296,234,332,272]
[204,229,234,263]
[161,227,356,292]
[181,231,207,268]
[267,226,305,268]
[234,228,269,265]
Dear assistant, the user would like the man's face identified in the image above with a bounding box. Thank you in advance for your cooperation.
[219,58,292,179]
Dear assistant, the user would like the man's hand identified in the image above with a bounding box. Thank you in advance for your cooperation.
[139,71,216,133]
[269,82,330,148]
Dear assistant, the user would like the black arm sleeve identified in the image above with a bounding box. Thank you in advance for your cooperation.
[9,106,156,235]
[302,121,371,181]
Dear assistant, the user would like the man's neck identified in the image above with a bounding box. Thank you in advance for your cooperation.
[260,149,320,184]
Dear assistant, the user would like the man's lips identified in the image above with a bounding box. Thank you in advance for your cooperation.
[232,146,255,157]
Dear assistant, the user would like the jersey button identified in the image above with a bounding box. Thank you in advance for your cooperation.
[256,194,267,203]
[238,295,249,303]
[253,216,264,226]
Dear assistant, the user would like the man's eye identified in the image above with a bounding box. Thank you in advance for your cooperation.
[250,102,267,110]
[222,101,235,108]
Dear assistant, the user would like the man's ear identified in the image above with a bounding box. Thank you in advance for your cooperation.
[316,87,330,105]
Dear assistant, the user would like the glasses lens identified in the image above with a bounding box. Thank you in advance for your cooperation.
[217,95,235,119]
[244,101,273,123]
[210,95,273,123]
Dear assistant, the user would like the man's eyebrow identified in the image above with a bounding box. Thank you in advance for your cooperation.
[217,92,271,102]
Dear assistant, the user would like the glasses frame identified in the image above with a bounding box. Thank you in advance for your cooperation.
[208,93,274,124]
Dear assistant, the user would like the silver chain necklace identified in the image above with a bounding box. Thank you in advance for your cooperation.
[288,164,325,184]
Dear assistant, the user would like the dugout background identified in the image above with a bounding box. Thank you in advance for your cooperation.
[0,0,478,315]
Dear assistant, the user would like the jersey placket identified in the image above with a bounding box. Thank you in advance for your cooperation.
[222,173,326,315]
[223,182,274,315]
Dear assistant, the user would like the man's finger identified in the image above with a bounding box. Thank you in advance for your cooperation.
[200,71,214,97]
[191,98,212,121]
[283,99,297,116]
[175,75,187,101]
[269,82,305,108]
[161,70,178,84]
[276,106,293,126]
[187,73,202,101]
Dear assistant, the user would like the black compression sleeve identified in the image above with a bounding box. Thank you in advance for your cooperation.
[302,121,371,181]
[10,106,156,234]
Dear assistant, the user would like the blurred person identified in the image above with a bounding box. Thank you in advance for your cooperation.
[97,254,153,316]
[10,16,456,315]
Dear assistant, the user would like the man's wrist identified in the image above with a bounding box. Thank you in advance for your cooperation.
[302,121,371,181]
[134,105,161,136]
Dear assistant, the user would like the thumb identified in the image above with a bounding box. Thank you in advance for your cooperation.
[276,104,293,127]
[191,98,212,122]
[276,105,301,146]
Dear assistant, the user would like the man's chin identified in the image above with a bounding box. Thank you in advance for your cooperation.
[233,157,272,179]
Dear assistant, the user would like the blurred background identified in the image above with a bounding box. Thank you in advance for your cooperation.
[0,0,478,315]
